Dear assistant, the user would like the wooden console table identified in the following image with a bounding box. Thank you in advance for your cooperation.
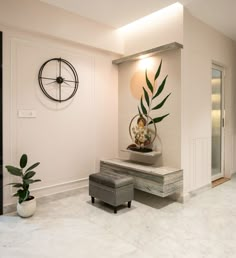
[100,159,183,197]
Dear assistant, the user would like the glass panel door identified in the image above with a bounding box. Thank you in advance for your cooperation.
[211,65,224,180]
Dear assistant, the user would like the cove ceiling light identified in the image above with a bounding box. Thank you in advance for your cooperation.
[117,2,183,33]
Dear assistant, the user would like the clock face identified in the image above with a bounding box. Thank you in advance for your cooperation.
[38,58,79,102]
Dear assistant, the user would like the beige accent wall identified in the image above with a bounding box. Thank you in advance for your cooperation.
[118,50,181,168]
[2,28,118,207]
[181,10,236,195]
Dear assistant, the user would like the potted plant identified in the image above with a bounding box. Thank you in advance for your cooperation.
[5,154,41,217]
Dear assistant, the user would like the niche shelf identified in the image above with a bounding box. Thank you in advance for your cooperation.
[112,42,183,65]
[121,149,161,157]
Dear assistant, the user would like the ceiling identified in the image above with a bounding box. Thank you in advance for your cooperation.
[40,0,236,41]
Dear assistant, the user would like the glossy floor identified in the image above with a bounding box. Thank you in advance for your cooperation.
[1,176,236,258]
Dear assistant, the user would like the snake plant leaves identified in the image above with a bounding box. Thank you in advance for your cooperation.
[152,75,168,100]
[152,93,171,110]
[5,165,22,176]
[20,154,27,169]
[148,113,170,125]
[25,162,40,173]
[140,97,147,115]
[143,87,150,106]
[154,59,162,81]
[145,70,153,93]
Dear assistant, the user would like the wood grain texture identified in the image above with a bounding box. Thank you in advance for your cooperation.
[100,159,183,197]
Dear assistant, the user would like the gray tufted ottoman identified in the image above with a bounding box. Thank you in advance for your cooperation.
[89,171,134,213]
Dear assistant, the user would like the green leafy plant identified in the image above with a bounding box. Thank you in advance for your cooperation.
[138,60,171,125]
[5,154,41,204]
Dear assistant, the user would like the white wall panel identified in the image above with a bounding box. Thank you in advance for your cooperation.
[189,138,211,191]
[3,31,118,206]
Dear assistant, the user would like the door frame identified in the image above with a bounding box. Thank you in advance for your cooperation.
[211,63,225,181]
[0,31,2,214]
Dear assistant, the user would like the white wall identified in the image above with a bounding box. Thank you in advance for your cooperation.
[0,0,124,54]
[2,28,118,207]
[118,50,182,168]
[181,10,236,195]
[118,3,183,55]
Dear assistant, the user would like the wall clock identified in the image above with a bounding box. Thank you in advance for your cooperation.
[38,58,79,102]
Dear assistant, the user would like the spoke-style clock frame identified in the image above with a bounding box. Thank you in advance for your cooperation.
[38,58,79,102]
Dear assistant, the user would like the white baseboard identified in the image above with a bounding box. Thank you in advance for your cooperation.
[3,203,16,214]
[168,192,190,203]
[189,183,212,198]
[3,178,89,214]
[31,177,89,198]
[172,183,212,204]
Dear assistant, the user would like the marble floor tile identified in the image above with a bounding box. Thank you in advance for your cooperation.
[1,175,236,258]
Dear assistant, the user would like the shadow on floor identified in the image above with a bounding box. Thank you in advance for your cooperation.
[134,189,175,209]
[86,199,137,215]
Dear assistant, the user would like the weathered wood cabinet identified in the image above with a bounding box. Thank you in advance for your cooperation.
[100,159,183,197]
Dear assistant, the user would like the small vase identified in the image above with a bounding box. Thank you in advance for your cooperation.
[17,196,36,218]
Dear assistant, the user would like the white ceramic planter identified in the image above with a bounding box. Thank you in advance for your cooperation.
[17,197,36,218]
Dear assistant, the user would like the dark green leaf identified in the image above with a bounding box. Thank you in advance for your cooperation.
[145,70,153,93]
[23,171,36,180]
[143,87,150,107]
[13,192,19,197]
[18,189,29,203]
[5,166,22,176]
[31,179,41,183]
[148,113,170,125]
[140,97,147,115]
[25,162,40,173]
[7,183,23,188]
[13,184,23,188]
[24,179,41,185]
[23,179,34,185]
[152,75,168,99]
[154,60,162,81]
[152,93,171,110]
[20,154,27,169]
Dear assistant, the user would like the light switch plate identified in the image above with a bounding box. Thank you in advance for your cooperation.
[18,110,37,118]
